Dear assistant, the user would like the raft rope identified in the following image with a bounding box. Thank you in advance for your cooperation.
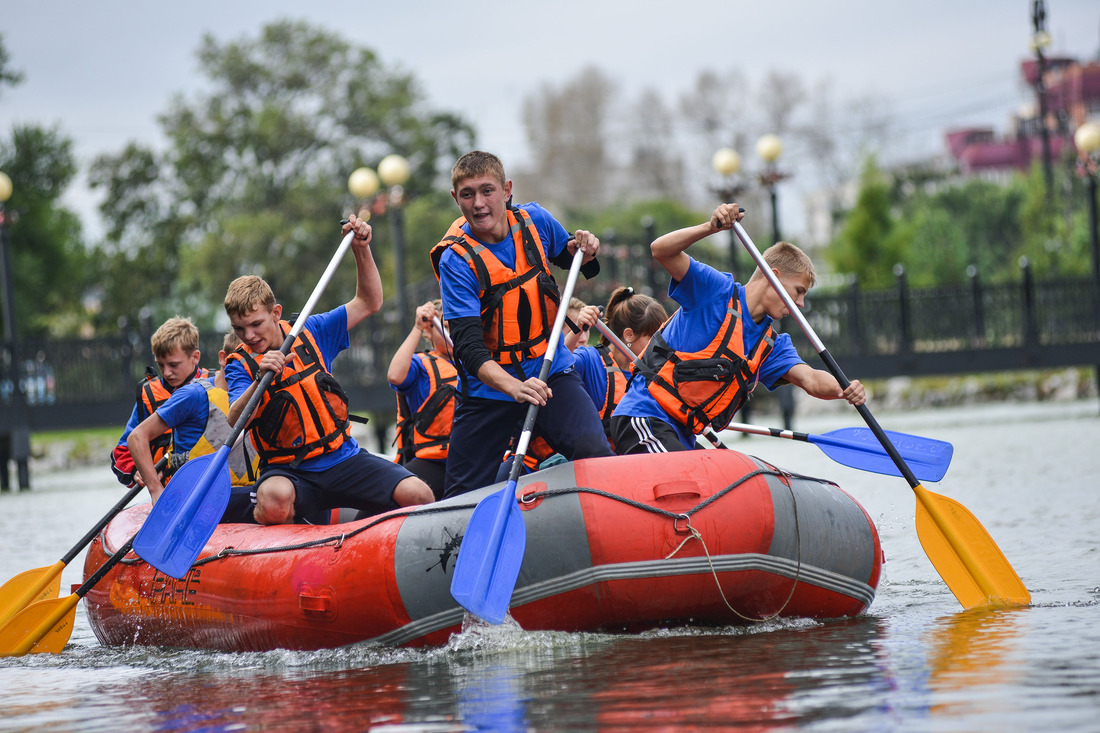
[661,459,804,623]
[114,460,827,624]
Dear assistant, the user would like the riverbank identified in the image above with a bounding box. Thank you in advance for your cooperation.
[18,366,1098,476]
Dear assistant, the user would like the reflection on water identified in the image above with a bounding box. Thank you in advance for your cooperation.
[1,400,1098,731]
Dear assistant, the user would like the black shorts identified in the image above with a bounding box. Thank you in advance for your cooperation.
[260,449,414,520]
[220,485,330,525]
[608,415,691,454]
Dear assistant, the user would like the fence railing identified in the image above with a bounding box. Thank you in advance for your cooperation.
[2,263,1098,433]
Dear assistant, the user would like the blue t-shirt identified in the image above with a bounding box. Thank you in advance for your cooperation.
[571,345,608,411]
[116,368,208,448]
[612,257,803,449]
[224,307,359,470]
[153,381,212,452]
[437,202,575,401]
[391,352,433,413]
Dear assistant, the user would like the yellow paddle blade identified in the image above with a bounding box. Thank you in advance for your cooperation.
[0,594,78,657]
[914,485,1030,610]
[0,562,63,628]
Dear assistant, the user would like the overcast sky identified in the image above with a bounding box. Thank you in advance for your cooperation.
[2,0,1098,239]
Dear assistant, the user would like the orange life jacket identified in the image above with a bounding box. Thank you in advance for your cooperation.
[430,205,561,367]
[504,434,554,473]
[640,296,775,435]
[137,365,211,466]
[394,351,458,463]
[225,322,351,468]
[593,342,628,432]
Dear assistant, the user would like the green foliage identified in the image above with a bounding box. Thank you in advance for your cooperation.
[0,33,24,96]
[88,20,475,332]
[828,158,904,289]
[0,125,90,337]
[828,154,1096,289]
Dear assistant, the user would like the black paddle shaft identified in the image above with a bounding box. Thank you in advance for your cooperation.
[73,536,136,599]
[58,455,167,566]
[226,331,297,450]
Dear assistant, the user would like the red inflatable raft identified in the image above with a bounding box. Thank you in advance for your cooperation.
[82,450,883,652]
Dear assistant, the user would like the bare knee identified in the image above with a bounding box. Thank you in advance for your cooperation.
[254,476,296,525]
[393,476,434,507]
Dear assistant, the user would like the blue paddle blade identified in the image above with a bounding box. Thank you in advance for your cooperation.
[133,449,233,579]
[450,482,527,625]
[810,428,953,482]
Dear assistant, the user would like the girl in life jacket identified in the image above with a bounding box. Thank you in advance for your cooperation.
[571,288,668,448]
[388,301,458,500]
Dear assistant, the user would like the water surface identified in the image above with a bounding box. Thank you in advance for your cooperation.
[2,399,1097,731]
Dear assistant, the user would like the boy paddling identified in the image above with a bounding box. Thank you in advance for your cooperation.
[430,151,613,497]
[223,215,433,524]
[610,203,866,453]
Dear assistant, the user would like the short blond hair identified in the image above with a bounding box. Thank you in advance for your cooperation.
[151,317,199,359]
[221,330,242,354]
[224,275,277,319]
[750,241,817,288]
[451,151,506,190]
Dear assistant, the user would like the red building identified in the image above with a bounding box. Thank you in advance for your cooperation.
[946,55,1100,175]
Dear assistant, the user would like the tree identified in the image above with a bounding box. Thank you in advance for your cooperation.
[827,157,904,289]
[88,20,475,332]
[520,66,616,212]
[621,88,686,202]
[0,33,24,97]
[0,125,89,337]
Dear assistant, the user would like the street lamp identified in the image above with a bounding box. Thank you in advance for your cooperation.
[711,147,746,275]
[1074,121,1100,286]
[755,135,797,430]
[756,134,789,245]
[378,154,411,334]
[0,170,30,490]
[348,156,412,333]
[1031,0,1054,198]
[348,166,380,218]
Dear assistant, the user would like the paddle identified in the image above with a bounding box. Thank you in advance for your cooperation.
[0,535,137,657]
[133,227,359,579]
[0,456,168,630]
[723,422,953,482]
[731,220,1029,609]
[450,247,587,625]
[590,318,952,480]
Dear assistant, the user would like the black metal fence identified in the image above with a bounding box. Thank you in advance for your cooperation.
[2,261,1099,435]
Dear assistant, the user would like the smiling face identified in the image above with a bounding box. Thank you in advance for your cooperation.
[451,174,513,242]
[229,303,283,354]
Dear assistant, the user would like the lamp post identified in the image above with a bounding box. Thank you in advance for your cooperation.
[378,154,411,334]
[348,156,412,333]
[755,135,796,430]
[756,134,789,245]
[348,166,380,220]
[1031,0,1054,198]
[1075,122,1100,287]
[711,147,746,276]
[0,170,30,490]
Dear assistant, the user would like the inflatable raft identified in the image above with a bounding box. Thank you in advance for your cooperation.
[82,450,883,652]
